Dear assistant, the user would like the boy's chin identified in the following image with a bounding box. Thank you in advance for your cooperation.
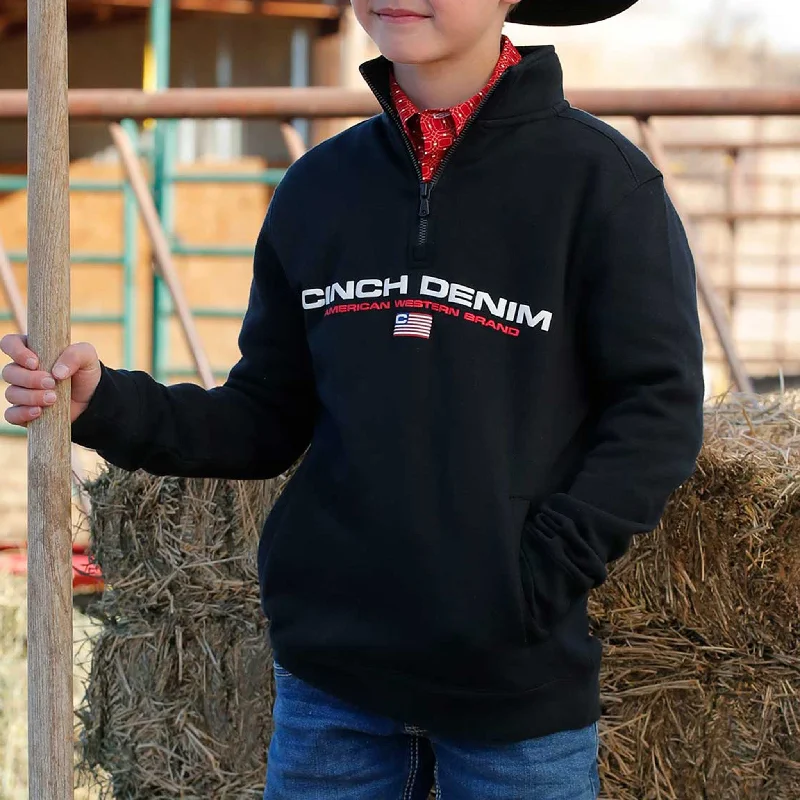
[374,39,450,67]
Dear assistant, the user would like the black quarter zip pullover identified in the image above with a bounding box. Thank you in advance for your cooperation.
[72,46,704,741]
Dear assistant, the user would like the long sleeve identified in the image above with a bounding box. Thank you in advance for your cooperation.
[71,210,318,480]
[520,175,705,637]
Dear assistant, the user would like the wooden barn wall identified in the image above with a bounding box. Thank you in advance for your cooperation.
[0,158,272,375]
[0,13,315,164]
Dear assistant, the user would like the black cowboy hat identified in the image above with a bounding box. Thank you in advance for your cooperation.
[510,0,641,26]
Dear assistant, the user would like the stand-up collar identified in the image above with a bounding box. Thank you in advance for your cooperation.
[360,46,566,124]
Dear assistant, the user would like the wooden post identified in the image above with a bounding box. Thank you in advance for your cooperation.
[775,177,793,365]
[720,147,742,394]
[0,232,91,517]
[280,121,308,163]
[26,0,74,798]
[724,148,742,322]
[637,119,755,396]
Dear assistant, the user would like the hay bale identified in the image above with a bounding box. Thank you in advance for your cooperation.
[77,395,799,799]
[594,393,800,799]
[0,573,101,799]
[78,471,290,799]
[0,575,28,797]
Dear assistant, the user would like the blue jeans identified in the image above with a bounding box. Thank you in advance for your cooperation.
[265,663,600,799]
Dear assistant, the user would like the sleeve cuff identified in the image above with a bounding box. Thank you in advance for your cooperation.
[519,497,606,638]
[70,362,129,451]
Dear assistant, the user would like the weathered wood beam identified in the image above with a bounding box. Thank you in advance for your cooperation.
[26,0,74,795]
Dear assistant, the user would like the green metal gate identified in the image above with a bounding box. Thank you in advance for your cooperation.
[0,0,292,436]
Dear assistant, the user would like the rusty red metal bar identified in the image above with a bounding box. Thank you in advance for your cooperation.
[2,87,800,120]
[0,542,103,593]
[690,211,800,222]
[704,355,800,366]
[702,252,800,264]
[0,87,376,120]
[582,88,800,117]
[678,172,800,184]
[0,87,377,119]
[715,284,800,294]
[666,140,800,151]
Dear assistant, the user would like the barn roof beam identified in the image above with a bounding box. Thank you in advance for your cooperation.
[0,0,345,36]
[74,0,344,20]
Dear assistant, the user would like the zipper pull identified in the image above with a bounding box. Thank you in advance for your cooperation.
[418,182,431,217]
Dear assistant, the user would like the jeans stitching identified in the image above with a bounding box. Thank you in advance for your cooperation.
[590,722,601,797]
[402,735,419,800]
[433,761,441,800]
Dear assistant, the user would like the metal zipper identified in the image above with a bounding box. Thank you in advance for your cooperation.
[361,72,423,178]
[362,69,509,257]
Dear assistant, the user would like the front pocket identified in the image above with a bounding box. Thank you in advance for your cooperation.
[510,497,537,643]
[519,546,538,640]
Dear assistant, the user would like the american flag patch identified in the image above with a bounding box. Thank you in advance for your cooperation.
[393,312,433,339]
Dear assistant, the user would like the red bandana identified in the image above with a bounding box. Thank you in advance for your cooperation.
[390,36,522,182]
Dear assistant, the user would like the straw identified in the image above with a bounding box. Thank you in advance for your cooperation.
[76,394,799,798]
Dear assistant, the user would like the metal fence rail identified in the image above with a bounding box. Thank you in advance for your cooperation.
[3,87,800,119]
[1,84,800,430]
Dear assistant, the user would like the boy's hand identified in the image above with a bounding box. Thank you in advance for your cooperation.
[1,334,102,427]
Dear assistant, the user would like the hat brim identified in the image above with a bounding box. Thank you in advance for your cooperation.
[508,0,640,26]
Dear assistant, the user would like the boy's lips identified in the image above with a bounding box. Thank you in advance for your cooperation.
[373,7,432,23]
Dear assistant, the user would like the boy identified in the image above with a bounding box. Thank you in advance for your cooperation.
[2,0,704,796]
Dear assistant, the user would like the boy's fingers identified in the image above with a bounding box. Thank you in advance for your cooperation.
[52,342,97,380]
[4,405,39,426]
[5,385,57,408]
[1,363,55,390]
[0,333,38,370]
